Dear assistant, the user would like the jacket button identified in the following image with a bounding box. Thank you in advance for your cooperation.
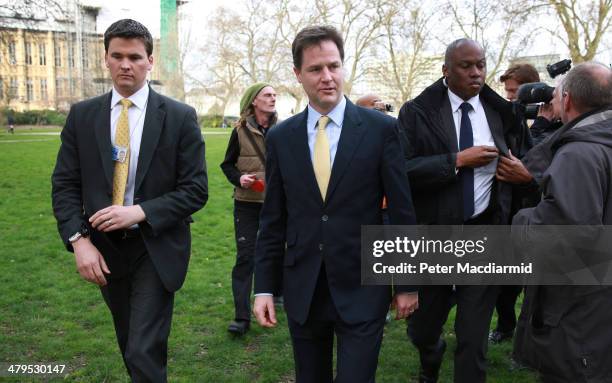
[322,215,328,222]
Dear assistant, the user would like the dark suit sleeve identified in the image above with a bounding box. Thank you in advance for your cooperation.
[51,106,85,251]
[139,107,208,235]
[383,121,416,226]
[254,129,286,295]
[220,128,242,188]
[381,120,418,294]
[398,103,458,192]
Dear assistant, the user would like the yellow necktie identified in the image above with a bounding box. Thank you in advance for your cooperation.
[112,98,132,205]
[313,115,331,200]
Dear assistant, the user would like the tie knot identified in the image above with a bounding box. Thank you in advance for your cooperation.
[459,102,472,113]
[318,116,330,131]
[120,98,133,109]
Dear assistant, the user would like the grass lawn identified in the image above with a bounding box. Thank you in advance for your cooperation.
[0,128,537,382]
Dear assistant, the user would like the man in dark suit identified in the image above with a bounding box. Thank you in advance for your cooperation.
[51,19,207,382]
[397,38,533,383]
[252,25,417,383]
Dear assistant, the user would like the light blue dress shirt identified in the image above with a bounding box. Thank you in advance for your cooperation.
[306,96,346,167]
[255,96,346,297]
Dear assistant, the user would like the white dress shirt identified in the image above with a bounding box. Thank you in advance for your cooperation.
[110,83,149,206]
[306,95,346,166]
[447,89,498,218]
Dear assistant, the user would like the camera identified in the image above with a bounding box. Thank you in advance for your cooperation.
[517,82,555,105]
[547,59,572,79]
[518,83,555,119]
[517,59,572,119]
[373,101,394,113]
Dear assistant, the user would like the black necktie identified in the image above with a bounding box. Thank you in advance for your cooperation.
[459,102,474,221]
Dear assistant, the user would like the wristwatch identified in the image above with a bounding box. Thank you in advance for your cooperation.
[69,224,90,243]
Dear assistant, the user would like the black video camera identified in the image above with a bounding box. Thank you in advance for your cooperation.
[517,59,572,119]
[547,59,571,79]
[517,82,555,119]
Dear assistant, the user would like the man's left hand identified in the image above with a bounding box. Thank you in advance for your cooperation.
[391,292,418,320]
[496,150,533,184]
[90,205,146,232]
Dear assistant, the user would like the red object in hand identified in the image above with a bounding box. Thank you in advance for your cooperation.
[250,179,265,192]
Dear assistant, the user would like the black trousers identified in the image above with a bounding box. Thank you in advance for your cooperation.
[407,210,498,383]
[100,234,174,383]
[288,264,385,383]
[232,200,262,321]
[407,285,498,383]
[493,285,523,333]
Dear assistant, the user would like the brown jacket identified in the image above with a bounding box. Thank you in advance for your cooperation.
[234,116,270,202]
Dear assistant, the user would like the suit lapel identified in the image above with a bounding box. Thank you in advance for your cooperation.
[94,92,114,191]
[482,100,509,156]
[135,87,166,193]
[289,108,322,202]
[326,100,365,203]
[440,95,459,152]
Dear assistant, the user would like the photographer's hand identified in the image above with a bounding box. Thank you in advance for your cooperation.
[496,150,533,184]
[537,103,554,121]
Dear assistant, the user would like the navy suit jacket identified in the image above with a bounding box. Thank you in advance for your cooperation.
[254,98,416,325]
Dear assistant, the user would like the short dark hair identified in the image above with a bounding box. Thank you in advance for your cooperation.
[444,38,483,67]
[499,63,540,84]
[104,19,153,56]
[292,25,344,69]
[562,62,612,113]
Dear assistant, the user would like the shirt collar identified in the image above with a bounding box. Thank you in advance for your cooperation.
[111,82,149,110]
[307,95,346,130]
[447,86,481,114]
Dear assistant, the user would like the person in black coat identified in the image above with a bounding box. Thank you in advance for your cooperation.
[397,38,533,383]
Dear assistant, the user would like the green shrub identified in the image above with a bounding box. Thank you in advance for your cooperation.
[0,108,67,126]
[198,114,238,129]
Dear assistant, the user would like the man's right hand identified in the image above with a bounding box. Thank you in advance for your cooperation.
[537,103,556,121]
[240,174,257,189]
[456,145,499,168]
[253,295,277,328]
[72,237,110,286]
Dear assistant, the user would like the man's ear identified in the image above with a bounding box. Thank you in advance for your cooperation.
[293,67,302,84]
[563,91,571,114]
[442,64,448,79]
[147,55,154,71]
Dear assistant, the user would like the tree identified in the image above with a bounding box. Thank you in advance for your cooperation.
[313,0,388,96]
[547,0,612,63]
[275,0,318,112]
[0,0,67,21]
[445,0,539,84]
[232,0,288,84]
[186,7,244,118]
[375,2,439,105]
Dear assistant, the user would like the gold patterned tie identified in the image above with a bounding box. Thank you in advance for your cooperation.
[313,115,331,200]
[112,98,132,205]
